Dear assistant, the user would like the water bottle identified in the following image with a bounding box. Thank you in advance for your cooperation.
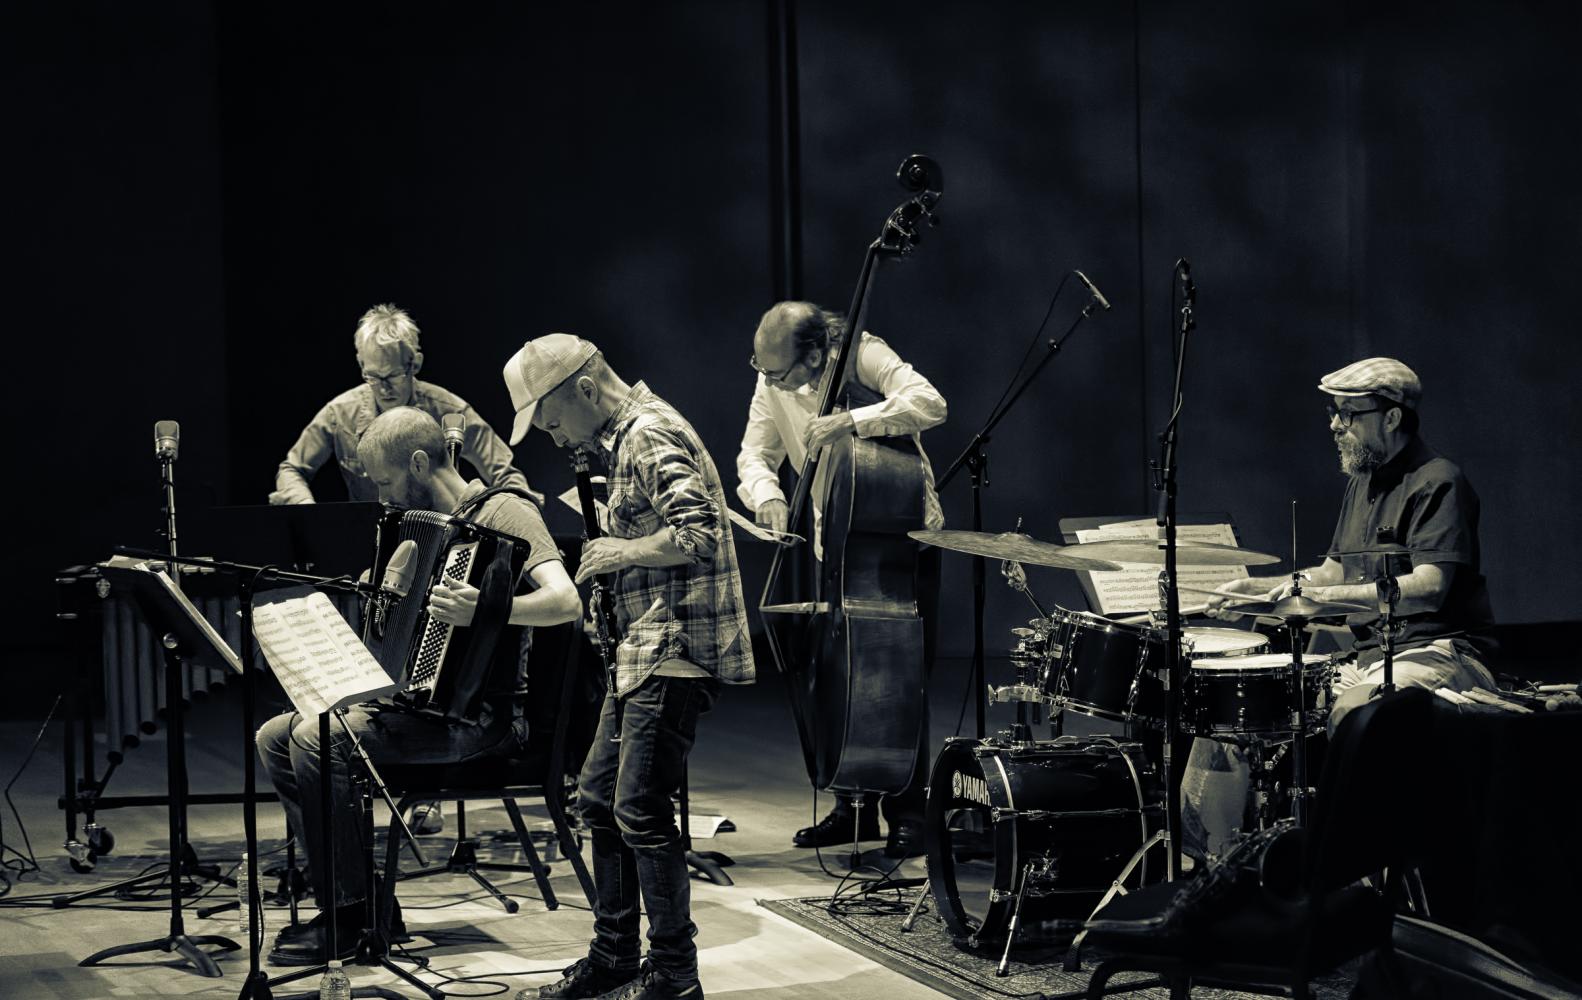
[236,852,250,937]
[319,959,351,1000]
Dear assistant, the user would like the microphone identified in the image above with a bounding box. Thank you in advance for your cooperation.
[1075,270,1111,311]
[1178,258,1196,303]
[154,420,181,460]
[441,413,465,451]
[381,539,418,599]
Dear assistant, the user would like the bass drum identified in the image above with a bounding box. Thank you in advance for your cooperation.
[924,736,1161,946]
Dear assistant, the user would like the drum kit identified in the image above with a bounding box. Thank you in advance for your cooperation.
[904,526,1373,964]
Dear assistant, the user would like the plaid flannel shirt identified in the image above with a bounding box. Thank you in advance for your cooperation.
[596,382,755,695]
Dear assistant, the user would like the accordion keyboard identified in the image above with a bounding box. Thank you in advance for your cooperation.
[408,540,478,691]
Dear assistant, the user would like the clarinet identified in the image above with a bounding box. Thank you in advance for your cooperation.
[572,450,623,743]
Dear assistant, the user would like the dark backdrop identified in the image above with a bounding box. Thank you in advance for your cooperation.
[6,1,1580,715]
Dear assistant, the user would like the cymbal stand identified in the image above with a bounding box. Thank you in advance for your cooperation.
[1375,568,1401,695]
[1273,503,1317,827]
[1147,258,1195,883]
[937,273,1107,739]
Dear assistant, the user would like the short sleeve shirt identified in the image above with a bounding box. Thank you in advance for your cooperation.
[1328,437,1495,653]
[454,481,563,701]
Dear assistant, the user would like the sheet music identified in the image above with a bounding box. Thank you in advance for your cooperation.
[100,555,243,673]
[252,586,397,718]
[725,506,804,545]
[1075,520,1249,615]
[557,482,608,533]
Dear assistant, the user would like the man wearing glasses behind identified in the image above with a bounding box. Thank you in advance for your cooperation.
[735,300,947,857]
[272,303,529,505]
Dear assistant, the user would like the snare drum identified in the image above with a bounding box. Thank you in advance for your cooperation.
[1181,626,1268,660]
[1183,652,1334,738]
[1044,609,1166,727]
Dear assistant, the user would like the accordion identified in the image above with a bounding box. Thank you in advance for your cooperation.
[374,508,528,723]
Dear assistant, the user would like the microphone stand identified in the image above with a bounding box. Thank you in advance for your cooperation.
[937,281,1107,739]
[1150,260,1194,883]
[114,548,423,999]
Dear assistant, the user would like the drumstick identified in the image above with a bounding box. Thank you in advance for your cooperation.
[1176,583,1265,600]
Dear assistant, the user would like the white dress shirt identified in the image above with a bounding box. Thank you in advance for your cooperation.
[736,332,946,554]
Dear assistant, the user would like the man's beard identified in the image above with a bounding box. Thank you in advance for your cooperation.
[403,479,439,512]
[1335,435,1385,476]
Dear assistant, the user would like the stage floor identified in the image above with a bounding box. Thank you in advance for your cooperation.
[0,657,1080,999]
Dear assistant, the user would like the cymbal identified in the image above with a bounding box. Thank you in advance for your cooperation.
[1327,543,1412,558]
[908,529,1124,571]
[1225,593,1372,619]
[1071,540,1282,567]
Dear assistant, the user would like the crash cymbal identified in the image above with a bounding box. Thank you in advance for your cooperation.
[1225,593,1372,619]
[1327,543,1412,558]
[908,529,1123,571]
[1072,540,1282,567]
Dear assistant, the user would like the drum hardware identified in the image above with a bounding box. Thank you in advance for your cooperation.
[1372,527,1405,695]
[995,854,1060,976]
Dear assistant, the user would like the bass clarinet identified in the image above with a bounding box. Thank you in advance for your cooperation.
[572,450,623,743]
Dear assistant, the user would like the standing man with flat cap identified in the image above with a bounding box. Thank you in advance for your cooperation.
[502,334,754,1000]
[1187,357,1498,857]
[735,300,947,856]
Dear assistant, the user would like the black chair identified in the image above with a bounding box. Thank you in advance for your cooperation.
[378,622,600,914]
[1081,686,1436,1000]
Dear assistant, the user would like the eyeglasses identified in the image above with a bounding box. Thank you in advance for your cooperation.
[1326,404,1385,428]
[749,354,801,383]
[361,367,412,392]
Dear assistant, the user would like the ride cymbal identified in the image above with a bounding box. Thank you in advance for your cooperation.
[1225,593,1371,619]
[908,529,1123,571]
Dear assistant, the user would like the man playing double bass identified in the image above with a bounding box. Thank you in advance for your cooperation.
[735,300,947,856]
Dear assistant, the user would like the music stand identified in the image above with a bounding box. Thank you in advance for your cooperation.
[187,502,386,578]
[1056,513,1244,618]
[76,559,243,977]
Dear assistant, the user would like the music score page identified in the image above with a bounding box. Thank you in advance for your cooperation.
[252,587,396,718]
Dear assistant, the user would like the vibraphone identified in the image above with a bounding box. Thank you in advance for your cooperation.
[54,564,362,861]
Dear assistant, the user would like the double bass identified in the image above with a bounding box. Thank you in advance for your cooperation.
[760,154,944,803]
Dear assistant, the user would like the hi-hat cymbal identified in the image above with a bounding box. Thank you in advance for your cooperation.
[908,529,1123,571]
[1327,543,1412,558]
[1072,540,1282,567]
[1225,593,1372,619]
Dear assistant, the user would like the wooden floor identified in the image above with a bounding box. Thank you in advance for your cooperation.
[0,658,1084,999]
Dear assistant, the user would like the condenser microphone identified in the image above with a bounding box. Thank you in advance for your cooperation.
[441,413,466,455]
[154,421,181,460]
[1075,270,1111,311]
[380,539,418,599]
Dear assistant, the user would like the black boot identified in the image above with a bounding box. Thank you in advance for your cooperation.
[793,806,879,848]
[883,815,926,859]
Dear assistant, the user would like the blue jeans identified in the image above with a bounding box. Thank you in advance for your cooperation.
[578,675,718,984]
[256,702,521,909]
